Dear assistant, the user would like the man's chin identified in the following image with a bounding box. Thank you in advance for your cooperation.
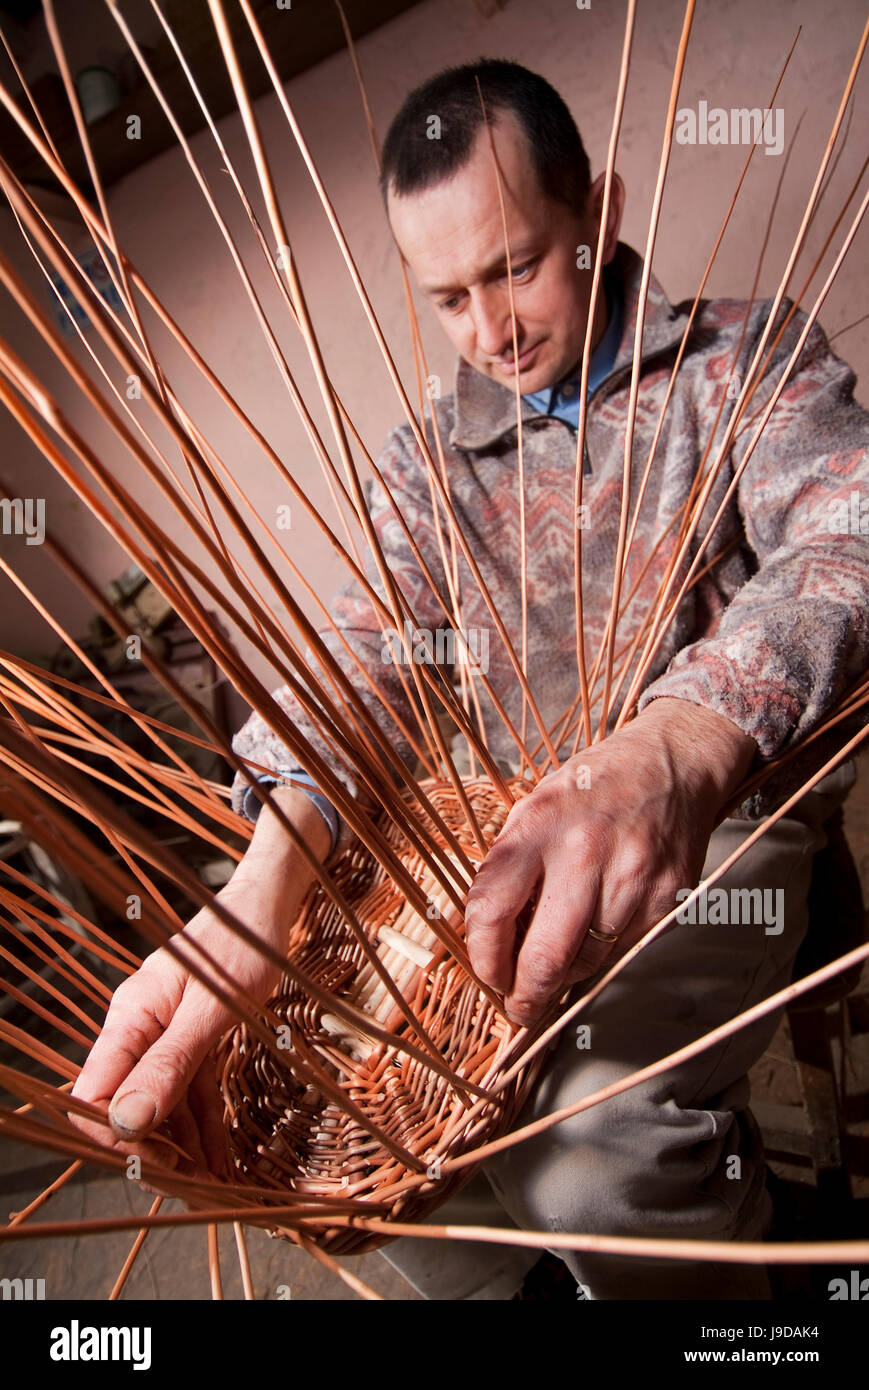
[514,364,556,394]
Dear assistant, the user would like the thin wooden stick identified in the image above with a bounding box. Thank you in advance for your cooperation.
[573,0,637,750]
[474,78,531,752]
[8,1162,83,1227]
[110,1197,163,1301]
[296,1231,383,1301]
[597,0,696,738]
[317,1215,869,1267]
[233,1221,255,1301]
[207,1224,223,1300]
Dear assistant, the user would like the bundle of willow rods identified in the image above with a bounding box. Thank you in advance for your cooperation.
[0,0,867,1300]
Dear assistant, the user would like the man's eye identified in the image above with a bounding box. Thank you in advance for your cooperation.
[438,294,463,312]
[510,261,534,280]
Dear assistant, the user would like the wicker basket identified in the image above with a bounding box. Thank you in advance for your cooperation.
[216,775,545,1253]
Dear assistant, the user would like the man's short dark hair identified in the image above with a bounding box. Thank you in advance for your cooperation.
[380,59,592,216]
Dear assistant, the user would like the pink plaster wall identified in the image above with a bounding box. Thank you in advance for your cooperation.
[1,0,867,712]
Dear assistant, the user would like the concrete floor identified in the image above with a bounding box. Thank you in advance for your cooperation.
[0,1137,418,1299]
[2,752,868,1301]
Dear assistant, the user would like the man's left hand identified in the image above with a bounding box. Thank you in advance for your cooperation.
[464,697,757,1026]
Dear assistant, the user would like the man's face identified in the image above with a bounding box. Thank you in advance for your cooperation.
[387,111,607,394]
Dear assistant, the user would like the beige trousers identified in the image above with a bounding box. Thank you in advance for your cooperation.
[379,763,856,1300]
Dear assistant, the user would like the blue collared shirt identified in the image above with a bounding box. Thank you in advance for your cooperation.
[522,271,623,428]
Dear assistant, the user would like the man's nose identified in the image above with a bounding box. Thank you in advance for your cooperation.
[470,287,516,359]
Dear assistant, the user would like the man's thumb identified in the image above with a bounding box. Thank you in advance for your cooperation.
[110,1090,158,1136]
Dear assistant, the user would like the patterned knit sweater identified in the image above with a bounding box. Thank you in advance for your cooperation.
[230,241,869,858]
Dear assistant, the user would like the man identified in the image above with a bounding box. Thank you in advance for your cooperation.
[71,61,868,1299]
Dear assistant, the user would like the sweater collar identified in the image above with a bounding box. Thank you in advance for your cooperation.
[449,241,691,450]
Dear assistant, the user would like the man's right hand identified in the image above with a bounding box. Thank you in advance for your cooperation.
[68,784,332,1188]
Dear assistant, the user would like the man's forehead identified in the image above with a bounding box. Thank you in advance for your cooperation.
[386,115,549,288]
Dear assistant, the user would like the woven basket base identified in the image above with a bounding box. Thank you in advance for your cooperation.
[216,775,548,1253]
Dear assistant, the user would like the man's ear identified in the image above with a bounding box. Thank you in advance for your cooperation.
[586,171,625,264]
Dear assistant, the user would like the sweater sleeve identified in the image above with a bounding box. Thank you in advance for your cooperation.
[228,422,453,858]
[638,302,869,816]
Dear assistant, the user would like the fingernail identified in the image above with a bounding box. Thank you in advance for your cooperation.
[111,1091,157,1135]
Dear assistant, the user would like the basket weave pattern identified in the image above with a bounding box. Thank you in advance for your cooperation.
[216,775,544,1251]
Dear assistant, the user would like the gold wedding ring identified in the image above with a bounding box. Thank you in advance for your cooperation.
[587,927,621,945]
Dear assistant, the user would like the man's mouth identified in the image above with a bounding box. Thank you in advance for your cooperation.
[493,341,542,375]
